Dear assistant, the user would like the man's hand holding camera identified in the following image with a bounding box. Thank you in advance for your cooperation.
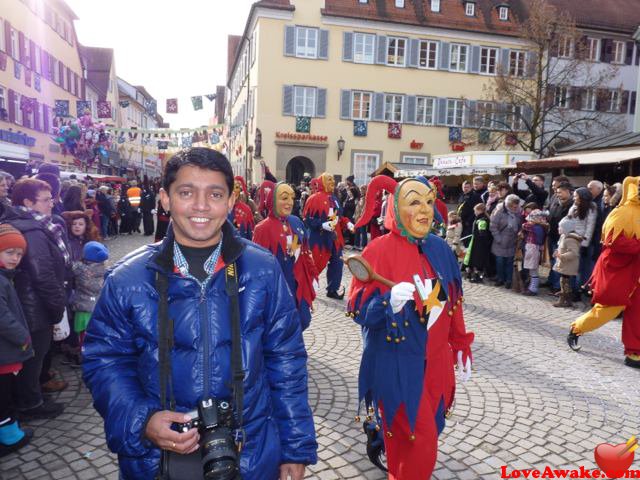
[145,411,200,455]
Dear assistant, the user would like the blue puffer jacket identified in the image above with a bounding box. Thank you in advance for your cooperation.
[82,222,317,479]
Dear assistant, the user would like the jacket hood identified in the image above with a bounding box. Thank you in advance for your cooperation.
[602,176,640,242]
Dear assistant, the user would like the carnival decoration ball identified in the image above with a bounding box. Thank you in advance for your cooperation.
[52,112,112,166]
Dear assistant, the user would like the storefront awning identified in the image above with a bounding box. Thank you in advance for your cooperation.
[516,148,640,170]
[394,166,506,178]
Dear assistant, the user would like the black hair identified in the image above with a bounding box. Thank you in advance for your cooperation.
[35,172,61,198]
[574,187,593,220]
[532,174,545,182]
[38,163,60,177]
[162,148,234,194]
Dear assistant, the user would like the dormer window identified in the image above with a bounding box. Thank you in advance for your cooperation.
[431,0,440,12]
[499,6,509,21]
[358,0,368,3]
[395,0,405,7]
[465,2,476,16]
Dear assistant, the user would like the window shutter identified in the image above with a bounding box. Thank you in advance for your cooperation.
[66,66,71,91]
[284,26,295,57]
[3,20,10,55]
[625,41,634,65]
[601,39,612,63]
[595,89,606,112]
[470,46,480,73]
[74,73,79,97]
[58,60,64,86]
[526,51,538,78]
[319,30,329,60]
[570,88,583,110]
[436,98,447,125]
[18,31,25,63]
[621,90,630,113]
[499,48,510,75]
[8,89,15,123]
[465,100,477,127]
[439,42,450,70]
[404,95,417,123]
[340,90,351,119]
[81,78,86,99]
[33,99,40,131]
[41,50,48,79]
[282,85,294,116]
[43,105,49,133]
[630,91,637,115]
[29,39,35,70]
[372,93,384,121]
[375,35,387,64]
[408,39,419,68]
[316,88,327,117]
[343,32,354,62]
[522,106,533,129]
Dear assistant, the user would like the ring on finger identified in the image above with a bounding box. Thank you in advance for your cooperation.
[172,441,176,449]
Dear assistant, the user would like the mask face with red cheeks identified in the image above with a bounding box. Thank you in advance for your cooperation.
[275,184,295,217]
[395,179,436,240]
[321,173,335,194]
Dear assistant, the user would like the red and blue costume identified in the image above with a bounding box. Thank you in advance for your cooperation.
[253,181,318,331]
[348,175,474,480]
[229,176,255,240]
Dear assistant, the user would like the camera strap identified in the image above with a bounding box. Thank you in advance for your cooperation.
[224,263,245,438]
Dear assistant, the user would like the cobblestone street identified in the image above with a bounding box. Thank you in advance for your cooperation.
[2,233,639,480]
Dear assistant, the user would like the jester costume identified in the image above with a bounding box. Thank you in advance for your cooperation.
[303,173,351,297]
[229,176,255,239]
[429,177,450,234]
[570,177,640,368]
[348,175,474,479]
[253,181,318,331]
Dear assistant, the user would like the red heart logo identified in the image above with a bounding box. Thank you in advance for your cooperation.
[594,443,635,478]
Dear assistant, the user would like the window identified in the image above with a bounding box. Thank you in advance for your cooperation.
[52,59,59,84]
[353,152,380,186]
[431,0,440,12]
[558,36,574,58]
[354,33,375,64]
[498,6,509,21]
[446,99,464,126]
[34,45,41,74]
[384,94,403,122]
[395,0,405,7]
[293,86,316,117]
[416,96,435,125]
[477,101,494,128]
[609,90,621,112]
[387,37,406,66]
[10,28,17,59]
[554,86,569,108]
[0,19,4,52]
[402,155,428,164]
[351,91,372,120]
[295,27,318,59]
[359,0,368,3]
[613,41,625,64]
[465,2,475,16]
[0,85,5,112]
[587,38,600,62]
[582,89,596,110]
[509,50,526,77]
[480,47,498,75]
[37,102,44,130]
[418,40,438,69]
[510,105,524,131]
[449,44,468,72]
[13,92,22,125]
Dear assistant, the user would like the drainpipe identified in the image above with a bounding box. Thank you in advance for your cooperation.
[244,35,252,182]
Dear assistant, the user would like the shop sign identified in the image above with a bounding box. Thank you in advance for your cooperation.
[433,155,470,169]
[410,140,424,150]
[275,132,328,142]
[0,129,36,147]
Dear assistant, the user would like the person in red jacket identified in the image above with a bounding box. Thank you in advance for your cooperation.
[230,176,255,239]
[568,176,640,368]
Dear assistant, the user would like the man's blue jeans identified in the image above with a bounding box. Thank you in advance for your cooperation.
[495,256,514,285]
[547,238,560,289]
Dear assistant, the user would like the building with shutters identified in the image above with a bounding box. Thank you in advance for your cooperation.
[226,0,539,186]
[0,0,85,177]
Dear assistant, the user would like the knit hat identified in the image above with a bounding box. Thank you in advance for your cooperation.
[0,224,27,253]
[559,217,577,234]
[526,209,547,223]
[83,241,109,263]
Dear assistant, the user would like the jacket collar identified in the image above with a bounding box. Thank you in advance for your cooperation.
[150,220,245,274]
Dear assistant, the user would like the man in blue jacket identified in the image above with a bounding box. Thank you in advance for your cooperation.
[82,148,317,480]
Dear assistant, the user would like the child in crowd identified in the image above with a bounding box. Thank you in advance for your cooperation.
[552,217,581,308]
[522,209,548,296]
[446,211,463,258]
[70,242,109,355]
[464,203,493,283]
[0,225,34,457]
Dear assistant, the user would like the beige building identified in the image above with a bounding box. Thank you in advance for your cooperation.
[227,0,536,185]
[0,0,85,177]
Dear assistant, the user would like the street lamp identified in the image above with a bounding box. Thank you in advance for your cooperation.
[337,136,346,160]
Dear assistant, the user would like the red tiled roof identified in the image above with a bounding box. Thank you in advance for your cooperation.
[546,0,640,34]
[227,35,243,81]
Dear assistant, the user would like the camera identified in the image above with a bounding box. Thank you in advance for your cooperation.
[175,397,240,480]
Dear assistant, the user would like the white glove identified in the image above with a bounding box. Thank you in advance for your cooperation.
[322,221,334,232]
[294,247,301,261]
[151,209,157,215]
[312,279,319,294]
[456,351,472,383]
[347,222,355,232]
[390,282,416,314]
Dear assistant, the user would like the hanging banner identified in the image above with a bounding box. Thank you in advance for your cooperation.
[166,98,178,114]
[191,96,203,111]
[55,100,70,117]
[76,100,91,117]
[97,101,112,119]
[145,99,157,116]
[206,94,216,102]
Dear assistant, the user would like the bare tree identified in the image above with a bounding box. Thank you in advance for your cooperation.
[466,0,624,156]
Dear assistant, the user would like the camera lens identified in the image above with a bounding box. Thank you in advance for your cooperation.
[201,428,239,480]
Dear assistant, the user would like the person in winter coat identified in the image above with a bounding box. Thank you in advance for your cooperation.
[140,184,156,236]
[564,187,597,297]
[8,179,68,420]
[552,217,581,308]
[463,203,492,282]
[446,211,463,257]
[490,194,522,288]
[0,225,34,457]
[154,199,170,242]
[62,210,100,262]
[521,210,548,296]
[96,186,114,239]
[511,173,548,209]
[82,148,317,480]
[546,182,573,293]
[117,192,132,235]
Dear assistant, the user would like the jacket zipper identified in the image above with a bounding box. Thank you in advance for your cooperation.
[200,283,210,398]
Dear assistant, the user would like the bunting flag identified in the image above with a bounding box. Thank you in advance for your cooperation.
[55,99,70,117]
[296,116,311,133]
[206,94,216,102]
[191,96,203,111]
[157,141,169,150]
[0,51,6,71]
[76,100,91,117]
[97,100,112,119]
[166,98,178,114]
[145,99,157,116]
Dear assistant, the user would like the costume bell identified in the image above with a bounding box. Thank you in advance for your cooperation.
[569,176,640,369]
[347,175,474,480]
[229,176,255,239]
[303,173,354,299]
[253,181,318,331]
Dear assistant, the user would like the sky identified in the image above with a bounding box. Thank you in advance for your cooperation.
[65,0,256,129]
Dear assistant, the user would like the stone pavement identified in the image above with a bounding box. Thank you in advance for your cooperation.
[2,233,639,480]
